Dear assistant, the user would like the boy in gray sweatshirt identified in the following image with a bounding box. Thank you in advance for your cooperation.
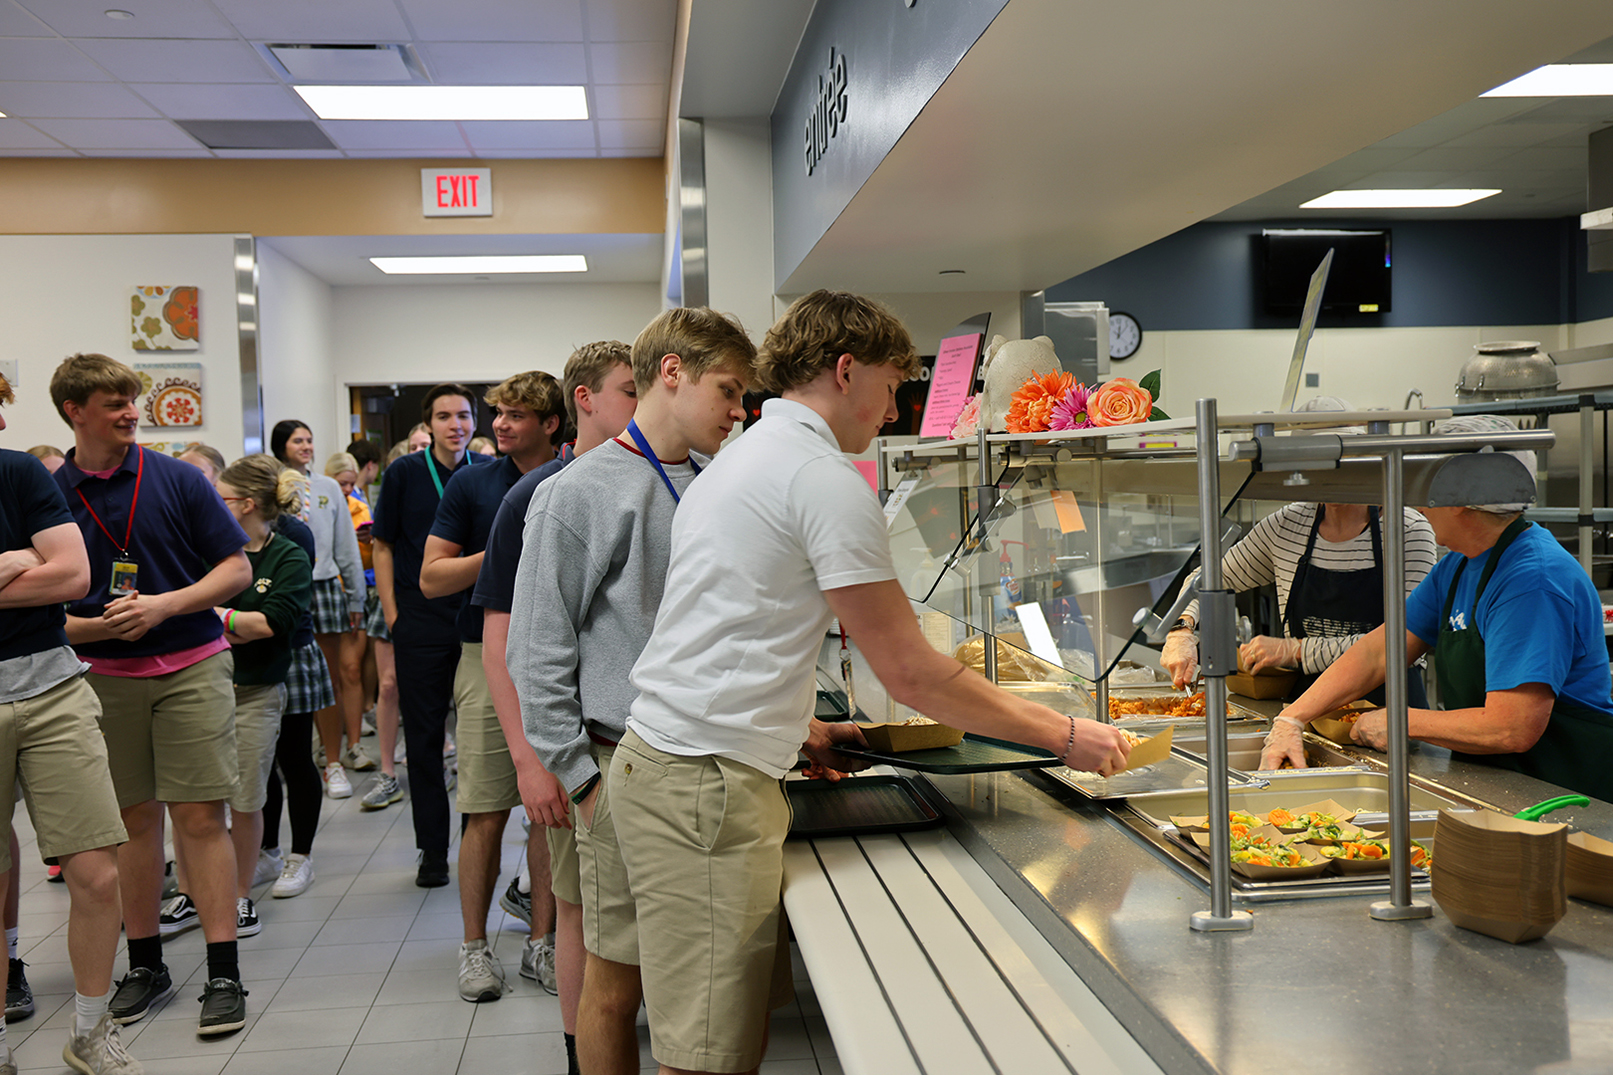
[507,306,756,1075]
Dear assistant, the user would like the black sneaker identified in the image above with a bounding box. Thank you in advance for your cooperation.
[236,896,261,938]
[197,977,248,1036]
[416,851,450,888]
[498,876,532,927]
[108,965,174,1025]
[158,893,200,938]
[6,958,33,1020]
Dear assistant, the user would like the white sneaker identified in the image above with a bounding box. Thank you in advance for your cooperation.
[519,937,557,995]
[394,740,407,765]
[457,940,507,1003]
[63,1013,143,1074]
[324,763,352,799]
[251,848,283,888]
[272,853,314,898]
[345,745,378,772]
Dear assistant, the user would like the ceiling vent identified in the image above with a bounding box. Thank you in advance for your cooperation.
[176,120,336,151]
[260,43,427,83]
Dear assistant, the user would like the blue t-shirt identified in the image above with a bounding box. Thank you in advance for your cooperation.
[0,449,74,661]
[470,445,573,617]
[371,449,489,618]
[1406,523,1613,716]
[55,445,248,660]
[429,453,525,642]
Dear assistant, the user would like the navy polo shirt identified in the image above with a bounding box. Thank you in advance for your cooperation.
[470,445,572,619]
[55,445,248,660]
[430,453,527,643]
[371,449,489,620]
[0,450,74,661]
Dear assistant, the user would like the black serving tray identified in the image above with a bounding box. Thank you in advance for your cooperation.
[832,733,1060,775]
[786,775,942,839]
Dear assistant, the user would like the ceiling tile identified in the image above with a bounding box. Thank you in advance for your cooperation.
[595,118,660,150]
[342,147,473,157]
[588,41,670,85]
[0,116,64,148]
[0,0,48,35]
[0,80,159,118]
[0,147,77,155]
[599,146,654,157]
[585,0,675,43]
[322,119,467,151]
[590,82,664,120]
[15,0,235,39]
[1388,146,1520,171]
[0,38,113,80]
[1495,145,1588,171]
[470,147,592,158]
[213,147,345,158]
[417,42,587,84]
[397,0,583,42]
[209,0,411,42]
[460,118,595,149]
[1444,122,1591,149]
[73,38,275,83]
[27,116,201,149]
[131,82,310,121]
[79,146,212,156]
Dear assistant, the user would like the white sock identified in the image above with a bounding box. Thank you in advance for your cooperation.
[6,927,17,960]
[75,990,109,1036]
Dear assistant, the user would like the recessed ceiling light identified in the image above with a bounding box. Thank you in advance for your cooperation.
[296,85,587,121]
[369,255,588,275]
[1482,64,1613,97]
[1300,189,1501,209]
[104,9,134,18]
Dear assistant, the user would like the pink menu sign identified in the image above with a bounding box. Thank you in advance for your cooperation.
[919,332,983,438]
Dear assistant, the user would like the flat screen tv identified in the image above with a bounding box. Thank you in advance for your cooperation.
[1262,228,1390,314]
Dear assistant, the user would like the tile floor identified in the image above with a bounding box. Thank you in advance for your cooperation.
[5,768,840,1074]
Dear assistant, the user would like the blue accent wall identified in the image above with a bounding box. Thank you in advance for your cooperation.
[1047,217,1613,332]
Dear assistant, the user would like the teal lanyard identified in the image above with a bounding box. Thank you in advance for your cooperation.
[425,449,473,499]
[625,420,700,503]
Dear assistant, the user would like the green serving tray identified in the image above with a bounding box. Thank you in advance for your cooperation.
[786,775,942,839]
[834,733,1060,774]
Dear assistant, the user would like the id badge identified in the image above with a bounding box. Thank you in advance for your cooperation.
[109,559,139,597]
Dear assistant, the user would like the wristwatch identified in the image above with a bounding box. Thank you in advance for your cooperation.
[1169,617,1195,632]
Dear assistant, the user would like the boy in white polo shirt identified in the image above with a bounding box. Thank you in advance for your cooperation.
[614,290,1131,1075]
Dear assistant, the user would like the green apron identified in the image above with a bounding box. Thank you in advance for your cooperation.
[1436,517,1613,801]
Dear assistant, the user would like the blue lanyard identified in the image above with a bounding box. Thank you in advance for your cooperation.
[625,420,699,503]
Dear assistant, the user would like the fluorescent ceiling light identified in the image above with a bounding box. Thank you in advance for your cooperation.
[370,255,588,275]
[1482,64,1613,97]
[1300,189,1501,209]
[296,85,587,121]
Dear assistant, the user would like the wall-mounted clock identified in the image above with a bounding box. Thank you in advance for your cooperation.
[1110,311,1142,361]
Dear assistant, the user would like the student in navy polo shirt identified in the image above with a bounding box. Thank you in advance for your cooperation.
[0,371,145,1074]
[48,354,253,1038]
[472,340,637,1075]
[372,383,489,888]
[420,371,565,1003]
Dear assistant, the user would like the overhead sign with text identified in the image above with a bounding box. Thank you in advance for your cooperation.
[421,168,493,217]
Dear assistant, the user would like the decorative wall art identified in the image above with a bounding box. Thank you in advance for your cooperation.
[135,362,204,428]
[131,285,199,351]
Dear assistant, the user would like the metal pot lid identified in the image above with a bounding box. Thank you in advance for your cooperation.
[1474,340,1543,354]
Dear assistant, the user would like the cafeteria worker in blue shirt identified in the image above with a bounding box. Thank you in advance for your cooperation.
[1261,420,1613,801]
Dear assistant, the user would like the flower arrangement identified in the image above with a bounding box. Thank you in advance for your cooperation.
[950,395,982,440]
[1004,370,1166,433]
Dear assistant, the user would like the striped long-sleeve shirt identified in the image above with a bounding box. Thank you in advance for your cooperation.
[1182,503,1439,674]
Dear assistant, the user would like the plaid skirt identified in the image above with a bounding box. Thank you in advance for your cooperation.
[310,576,354,635]
[364,587,391,643]
[283,640,335,714]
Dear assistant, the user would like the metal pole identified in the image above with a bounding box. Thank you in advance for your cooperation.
[1191,398,1253,933]
[1370,445,1433,921]
[978,426,997,683]
[1093,455,1108,722]
[1580,397,1594,577]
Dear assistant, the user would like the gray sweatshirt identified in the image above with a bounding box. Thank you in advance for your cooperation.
[507,439,700,794]
[302,472,366,611]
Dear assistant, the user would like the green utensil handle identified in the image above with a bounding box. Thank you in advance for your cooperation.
[1514,794,1590,821]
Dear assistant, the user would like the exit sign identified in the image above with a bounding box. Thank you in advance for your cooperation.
[421,168,492,217]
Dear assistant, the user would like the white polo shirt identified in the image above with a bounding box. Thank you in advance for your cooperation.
[627,397,897,777]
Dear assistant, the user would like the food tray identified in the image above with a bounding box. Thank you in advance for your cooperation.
[786,776,942,840]
[1038,749,1265,801]
[833,733,1060,774]
[1106,685,1263,723]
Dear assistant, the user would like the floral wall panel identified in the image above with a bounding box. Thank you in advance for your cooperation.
[131,285,199,351]
[135,362,204,428]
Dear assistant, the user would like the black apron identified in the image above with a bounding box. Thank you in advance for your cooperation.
[1437,517,1613,801]
[1284,506,1428,708]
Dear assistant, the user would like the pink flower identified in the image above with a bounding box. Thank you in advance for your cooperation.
[1088,377,1155,427]
[950,395,981,439]
[1048,383,1093,430]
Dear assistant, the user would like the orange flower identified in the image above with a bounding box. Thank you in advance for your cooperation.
[1088,376,1154,427]
[163,287,199,342]
[1004,371,1076,433]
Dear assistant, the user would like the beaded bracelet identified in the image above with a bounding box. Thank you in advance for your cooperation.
[1061,713,1077,764]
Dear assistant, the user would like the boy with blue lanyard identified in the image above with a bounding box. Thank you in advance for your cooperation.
[508,308,755,1075]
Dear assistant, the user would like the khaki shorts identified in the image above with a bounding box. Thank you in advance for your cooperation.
[1,675,128,868]
[577,740,637,965]
[453,643,521,815]
[230,683,285,813]
[89,651,238,809]
[611,729,794,1073]
[546,822,582,906]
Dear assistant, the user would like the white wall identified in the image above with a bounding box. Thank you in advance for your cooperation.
[0,233,244,457]
[257,242,339,465]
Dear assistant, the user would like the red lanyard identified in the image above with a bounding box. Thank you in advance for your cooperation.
[76,447,144,556]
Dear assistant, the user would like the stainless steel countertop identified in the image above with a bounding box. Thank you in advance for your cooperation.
[919,739,1613,1075]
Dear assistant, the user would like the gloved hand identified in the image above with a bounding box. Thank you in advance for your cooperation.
[1239,635,1301,674]
[1259,714,1308,770]
[1161,629,1198,689]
